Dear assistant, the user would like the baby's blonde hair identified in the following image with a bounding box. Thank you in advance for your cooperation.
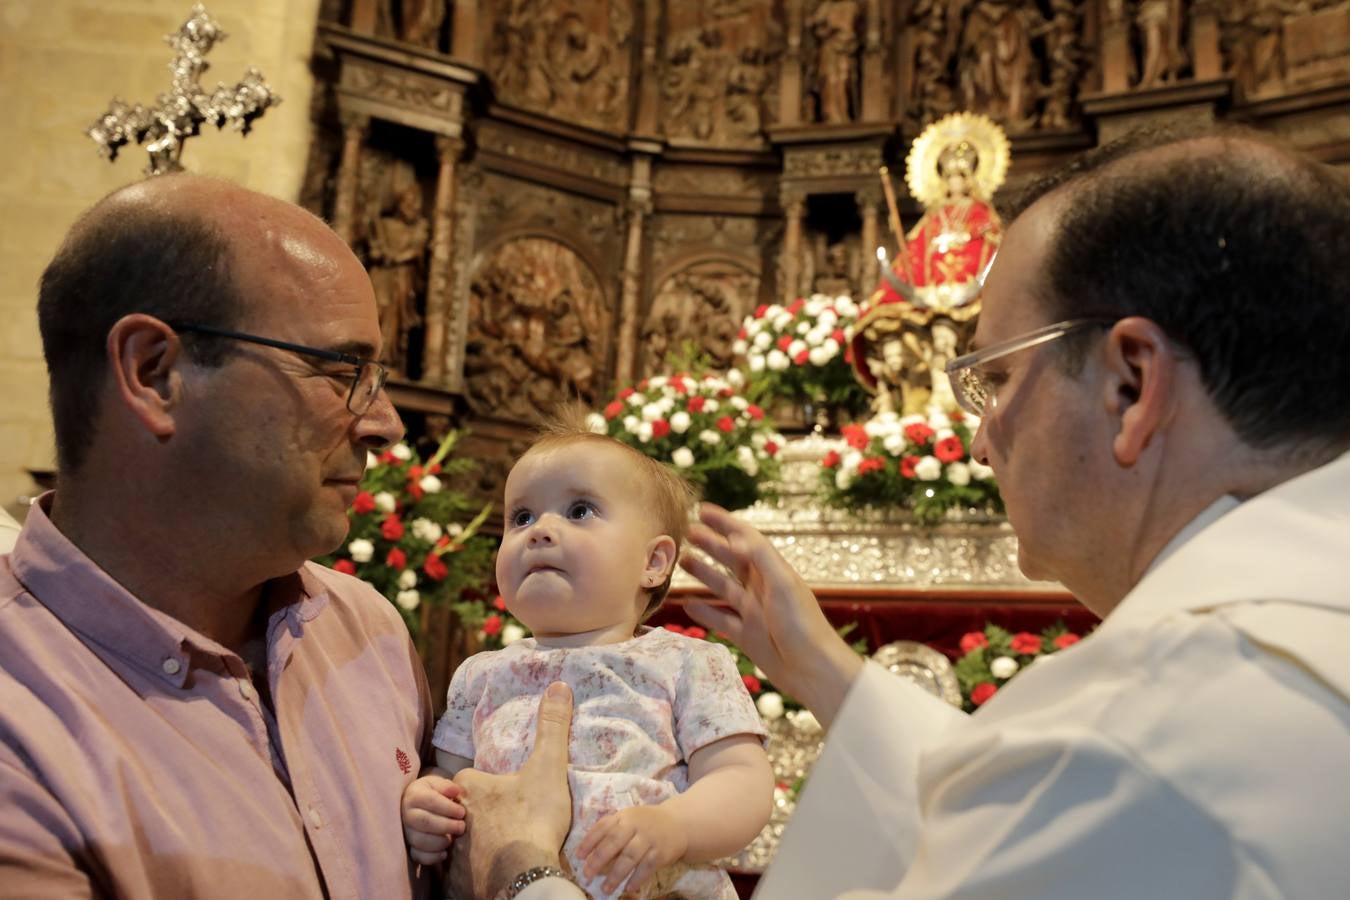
[522,402,695,618]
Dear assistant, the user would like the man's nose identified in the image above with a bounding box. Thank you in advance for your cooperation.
[353,389,405,451]
[969,416,991,467]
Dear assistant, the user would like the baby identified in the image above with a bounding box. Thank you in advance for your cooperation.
[402,410,773,899]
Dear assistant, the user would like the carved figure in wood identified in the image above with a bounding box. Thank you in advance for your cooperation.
[1136,0,1187,87]
[908,0,956,125]
[1221,0,1309,97]
[1040,0,1082,129]
[374,0,446,48]
[808,0,861,123]
[366,184,429,375]
[642,268,756,374]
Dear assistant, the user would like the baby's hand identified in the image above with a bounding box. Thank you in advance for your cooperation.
[400,774,466,866]
[576,804,688,895]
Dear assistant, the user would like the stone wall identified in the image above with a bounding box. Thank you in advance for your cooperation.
[0,0,321,519]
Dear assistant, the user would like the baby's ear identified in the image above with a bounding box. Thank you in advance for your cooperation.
[642,535,678,588]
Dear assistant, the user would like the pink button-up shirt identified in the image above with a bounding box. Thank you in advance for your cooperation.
[0,500,432,899]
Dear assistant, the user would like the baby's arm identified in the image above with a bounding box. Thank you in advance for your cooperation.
[576,733,773,893]
[400,749,474,866]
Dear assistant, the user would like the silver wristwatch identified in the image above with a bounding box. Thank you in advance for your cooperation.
[493,865,578,900]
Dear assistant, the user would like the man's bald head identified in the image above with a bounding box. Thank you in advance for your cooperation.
[1002,124,1350,455]
[37,174,334,473]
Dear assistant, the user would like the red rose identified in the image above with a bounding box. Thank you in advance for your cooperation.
[651,419,671,439]
[857,457,886,475]
[1053,633,1081,649]
[764,440,779,457]
[407,465,423,480]
[841,424,869,450]
[934,435,965,463]
[493,595,507,611]
[619,387,635,399]
[407,483,424,502]
[386,547,407,570]
[483,614,503,637]
[900,455,920,478]
[971,682,998,706]
[754,304,769,318]
[603,400,624,420]
[688,396,706,413]
[844,344,854,363]
[959,631,989,654]
[663,623,686,635]
[378,451,397,465]
[381,516,404,541]
[742,674,762,694]
[423,554,449,581]
[786,298,805,315]
[351,491,376,515]
[638,379,649,390]
[746,404,764,421]
[776,335,793,352]
[429,463,442,475]
[822,450,841,469]
[793,350,810,365]
[672,378,688,395]
[831,328,847,344]
[738,327,747,339]
[684,626,707,640]
[950,409,965,421]
[436,535,452,548]
[333,559,357,576]
[1011,632,1043,655]
[717,415,735,432]
[718,387,734,398]
[904,422,936,446]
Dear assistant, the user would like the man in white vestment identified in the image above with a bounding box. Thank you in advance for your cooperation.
[446,126,1350,899]
[0,508,20,553]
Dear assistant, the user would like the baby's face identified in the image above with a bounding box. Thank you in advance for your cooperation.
[496,442,666,642]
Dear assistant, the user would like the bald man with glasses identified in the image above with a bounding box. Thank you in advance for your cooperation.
[0,175,435,899]
[457,126,1350,900]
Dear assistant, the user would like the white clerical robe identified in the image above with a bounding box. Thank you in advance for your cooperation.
[521,450,1350,899]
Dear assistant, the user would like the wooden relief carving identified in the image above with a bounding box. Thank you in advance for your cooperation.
[661,0,782,146]
[465,237,610,420]
[641,261,759,375]
[803,0,862,123]
[1220,0,1350,99]
[486,0,634,131]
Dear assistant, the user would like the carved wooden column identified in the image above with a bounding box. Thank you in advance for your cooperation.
[451,0,480,64]
[1100,0,1132,93]
[616,152,654,385]
[333,111,369,246]
[423,135,463,384]
[857,186,881,291]
[861,0,885,120]
[633,1,663,136]
[1190,1,1223,81]
[780,189,806,304]
[780,0,805,126]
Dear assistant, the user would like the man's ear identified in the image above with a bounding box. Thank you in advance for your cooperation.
[105,314,184,440]
[642,535,678,588]
[1101,316,1179,467]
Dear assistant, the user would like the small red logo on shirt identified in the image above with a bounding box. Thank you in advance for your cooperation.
[395,748,412,775]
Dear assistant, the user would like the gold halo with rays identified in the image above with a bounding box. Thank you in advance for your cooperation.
[904,112,1011,208]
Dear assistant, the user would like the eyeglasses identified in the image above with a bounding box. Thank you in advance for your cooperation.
[169,322,389,416]
[945,318,1114,416]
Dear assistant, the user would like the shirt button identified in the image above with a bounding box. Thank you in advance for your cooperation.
[238,680,255,701]
[161,658,181,676]
[307,807,323,829]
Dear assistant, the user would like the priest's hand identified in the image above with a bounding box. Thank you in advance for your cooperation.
[679,503,864,729]
[449,682,575,899]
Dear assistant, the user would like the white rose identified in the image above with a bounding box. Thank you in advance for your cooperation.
[397,569,418,589]
[789,709,822,733]
[787,339,806,358]
[824,337,841,355]
[767,349,790,371]
[751,432,767,449]
[843,450,863,472]
[447,523,463,537]
[637,421,653,443]
[730,395,748,411]
[699,429,722,446]
[671,447,695,468]
[818,309,838,328]
[970,460,996,481]
[753,331,772,350]
[744,319,762,336]
[395,589,421,611]
[899,413,926,429]
[736,445,759,477]
[764,304,784,319]
[756,692,785,720]
[641,402,663,422]
[835,468,854,490]
[835,297,858,317]
[914,455,942,481]
[726,368,745,389]
[929,412,953,430]
[806,296,827,315]
[670,411,692,434]
[412,518,443,543]
[366,451,380,470]
[805,327,826,346]
[773,312,793,330]
[808,346,833,366]
[703,399,719,414]
[623,415,640,433]
[389,443,413,461]
[585,412,607,434]
[501,623,527,646]
[347,539,374,563]
[748,353,766,373]
[374,491,397,513]
[947,461,971,486]
[935,427,956,441]
[990,656,1020,679]
[419,474,443,494]
[796,321,811,335]
[649,375,668,389]
[883,433,906,455]
[732,339,748,356]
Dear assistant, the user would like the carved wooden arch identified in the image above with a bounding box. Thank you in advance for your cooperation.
[641,251,763,376]
[472,224,613,309]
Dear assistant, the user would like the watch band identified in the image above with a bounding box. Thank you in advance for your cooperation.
[493,865,577,900]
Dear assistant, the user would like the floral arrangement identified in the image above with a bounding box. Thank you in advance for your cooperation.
[594,371,786,511]
[953,622,1084,712]
[819,408,1002,525]
[733,294,871,415]
[450,594,531,651]
[315,433,495,640]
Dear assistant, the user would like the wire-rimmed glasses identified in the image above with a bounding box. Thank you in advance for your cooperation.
[945,318,1114,416]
